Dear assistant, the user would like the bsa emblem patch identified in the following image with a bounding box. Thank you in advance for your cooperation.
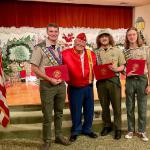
[132,63,139,72]
[100,68,107,75]
[53,70,62,79]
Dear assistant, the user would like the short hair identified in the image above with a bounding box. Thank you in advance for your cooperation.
[46,23,59,31]
[96,34,115,48]
[124,27,143,49]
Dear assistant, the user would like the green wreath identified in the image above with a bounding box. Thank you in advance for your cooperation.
[7,43,32,63]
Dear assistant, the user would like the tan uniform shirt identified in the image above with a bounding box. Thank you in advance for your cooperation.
[123,46,150,74]
[30,38,62,78]
[95,46,126,67]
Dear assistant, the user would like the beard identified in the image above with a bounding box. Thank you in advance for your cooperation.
[101,42,109,46]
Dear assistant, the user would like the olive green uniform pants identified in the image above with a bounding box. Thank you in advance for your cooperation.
[96,77,121,130]
[126,75,148,132]
[40,80,66,142]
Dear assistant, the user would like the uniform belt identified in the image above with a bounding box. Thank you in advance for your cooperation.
[127,75,147,80]
[40,80,64,85]
[69,84,93,88]
[127,76,139,80]
[41,80,49,82]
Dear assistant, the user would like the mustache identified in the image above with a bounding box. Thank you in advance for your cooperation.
[101,39,108,42]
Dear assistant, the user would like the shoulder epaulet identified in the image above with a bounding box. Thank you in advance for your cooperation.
[93,48,99,54]
[35,40,46,48]
[94,48,99,51]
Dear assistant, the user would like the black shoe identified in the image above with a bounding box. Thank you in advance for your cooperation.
[114,130,121,140]
[41,142,50,150]
[83,132,98,138]
[69,135,78,142]
[101,127,112,136]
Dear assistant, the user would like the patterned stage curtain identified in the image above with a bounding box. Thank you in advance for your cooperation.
[0,1,132,29]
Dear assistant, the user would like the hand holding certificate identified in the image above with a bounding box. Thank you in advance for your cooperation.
[94,63,115,80]
[126,59,146,76]
[45,65,69,81]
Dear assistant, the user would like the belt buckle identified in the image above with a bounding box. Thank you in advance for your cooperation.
[134,77,138,80]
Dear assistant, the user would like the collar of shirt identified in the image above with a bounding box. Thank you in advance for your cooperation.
[45,38,59,50]
[128,46,143,51]
[80,50,85,59]
[80,50,85,76]
[99,46,113,51]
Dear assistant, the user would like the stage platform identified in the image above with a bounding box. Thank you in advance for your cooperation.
[6,80,125,106]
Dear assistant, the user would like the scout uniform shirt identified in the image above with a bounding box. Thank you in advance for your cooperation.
[123,46,150,75]
[95,46,125,86]
[95,46,125,68]
[30,38,62,80]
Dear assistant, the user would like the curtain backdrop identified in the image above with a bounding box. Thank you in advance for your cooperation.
[0,1,133,29]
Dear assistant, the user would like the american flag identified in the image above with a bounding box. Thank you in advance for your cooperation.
[0,55,9,127]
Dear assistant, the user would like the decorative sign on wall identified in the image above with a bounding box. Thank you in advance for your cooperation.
[135,17,145,31]
[135,17,147,45]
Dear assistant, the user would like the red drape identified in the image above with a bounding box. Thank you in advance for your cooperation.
[0,1,133,29]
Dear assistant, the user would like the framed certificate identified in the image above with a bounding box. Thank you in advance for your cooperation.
[94,63,115,80]
[126,59,146,76]
[45,65,69,81]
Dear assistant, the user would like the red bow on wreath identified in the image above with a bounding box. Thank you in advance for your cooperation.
[62,33,74,42]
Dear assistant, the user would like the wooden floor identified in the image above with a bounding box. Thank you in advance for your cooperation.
[6,80,125,106]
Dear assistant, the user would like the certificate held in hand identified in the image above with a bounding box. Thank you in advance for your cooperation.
[126,59,146,76]
[94,63,115,80]
[45,65,69,81]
